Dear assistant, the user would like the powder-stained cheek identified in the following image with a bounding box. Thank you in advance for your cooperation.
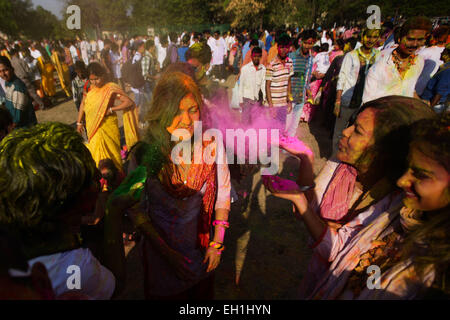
[167,116,181,134]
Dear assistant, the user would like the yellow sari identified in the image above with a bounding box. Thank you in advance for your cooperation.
[51,52,72,97]
[37,56,56,97]
[1,49,11,60]
[84,82,139,171]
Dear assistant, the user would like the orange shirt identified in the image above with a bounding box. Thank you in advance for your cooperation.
[242,48,268,68]
[267,43,278,64]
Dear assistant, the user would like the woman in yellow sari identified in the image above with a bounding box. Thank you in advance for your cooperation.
[51,47,72,97]
[76,62,139,171]
[36,46,56,97]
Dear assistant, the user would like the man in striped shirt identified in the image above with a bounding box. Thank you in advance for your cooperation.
[286,30,316,136]
[266,33,294,128]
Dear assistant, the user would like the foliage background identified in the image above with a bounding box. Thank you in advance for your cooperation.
[0,0,448,39]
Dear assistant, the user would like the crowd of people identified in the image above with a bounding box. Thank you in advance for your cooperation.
[0,15,449,300]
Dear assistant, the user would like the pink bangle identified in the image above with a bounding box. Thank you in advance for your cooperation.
[213,220,230,228]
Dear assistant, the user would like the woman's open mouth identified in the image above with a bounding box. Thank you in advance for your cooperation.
[403,187,418,199]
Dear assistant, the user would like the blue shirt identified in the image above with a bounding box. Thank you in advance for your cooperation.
[265,35,273,52]
[421,62,450,104]
[4,76,37,128]
[177,47,188,62]
[242,42,251,63]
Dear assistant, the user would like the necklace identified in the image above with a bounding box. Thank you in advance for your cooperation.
[391,49,417,78]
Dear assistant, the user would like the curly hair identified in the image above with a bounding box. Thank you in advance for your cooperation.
[0,122,97,237]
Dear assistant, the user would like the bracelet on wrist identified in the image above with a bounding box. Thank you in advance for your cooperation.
[212,220,230,229]
[76,122,83,126]
[298,182,316,192]
[209,241,225,252]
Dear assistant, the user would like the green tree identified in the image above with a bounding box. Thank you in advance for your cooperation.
[226,0,266,28]
[0,0,19,36]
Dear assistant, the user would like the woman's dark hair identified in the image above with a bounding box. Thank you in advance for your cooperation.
[410,113,450,174]
[0,122,97,245]
[400,114,450,297]
[353,96,437,184]
[87,61,107,78]
[74,60,88,79]
[336,38,345,50]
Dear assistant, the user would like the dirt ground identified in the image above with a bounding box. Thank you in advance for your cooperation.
[36,75,333,300]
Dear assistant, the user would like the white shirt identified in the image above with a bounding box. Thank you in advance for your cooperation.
[29,48,42,60]
[91,41,97,52]
[219,37,227,56]
[154,36,167,68]
[157,45,166,69]
[80,41,89,53]
[362,48,424,104]
[314,52,330,74]
[0,78,5,93]
[337,48,380,107]
[226,35,235,51]
[209,37,226,65]
[69,45,78,64]
[9,248,115,300]
[321,36,333,53]
[98,40,104,51]
[238,62,266,103]
[80,41,89,64]
[110,50,122,79]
